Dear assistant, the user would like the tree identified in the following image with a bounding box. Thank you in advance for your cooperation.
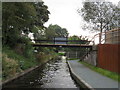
[33,2,50,28]
[2,2,50,47]
[78,1,120,33]
[68,35,89,44]
[33,2,50,40]
[45,24,69,40]
[2,2,34,46]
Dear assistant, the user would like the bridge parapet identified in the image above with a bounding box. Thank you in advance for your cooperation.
[34,39,90,45]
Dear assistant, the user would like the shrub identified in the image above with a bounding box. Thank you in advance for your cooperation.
[2,54,22,80]
[36,52,48,63]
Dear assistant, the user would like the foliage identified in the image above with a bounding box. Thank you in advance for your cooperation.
[58,52,65,56]
[2,46,59,81]
[79,1,120,33]
[2,2,50,48]
[2,47,37,70]
[2,2,61,81]
[36,48,58,63]
[67,58,79,60]
[33,2,50,28]
[33,2,50,39]
[68,35,89,44]
[2,54,22,80]
[2,2,50,72]
[45,24,69,40]
[79,61,120,82]
[36,52,48,62]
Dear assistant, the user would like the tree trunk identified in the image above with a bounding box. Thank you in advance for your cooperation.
[99,18,103,44]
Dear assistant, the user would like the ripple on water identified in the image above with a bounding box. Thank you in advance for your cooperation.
[4,59,79,88]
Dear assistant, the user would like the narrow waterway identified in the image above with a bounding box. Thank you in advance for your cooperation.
[3,56,80,89]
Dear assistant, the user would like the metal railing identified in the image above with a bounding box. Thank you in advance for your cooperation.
[34,39,90,45]
[89,28,120,45]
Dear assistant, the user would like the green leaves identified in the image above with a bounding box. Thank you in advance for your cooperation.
[45,24,69,40]
[2,2,50,47]
[79,1,119,32]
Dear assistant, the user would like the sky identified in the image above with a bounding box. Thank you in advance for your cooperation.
[43,0,119,38]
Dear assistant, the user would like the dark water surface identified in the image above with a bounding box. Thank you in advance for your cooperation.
[3,57,80,89]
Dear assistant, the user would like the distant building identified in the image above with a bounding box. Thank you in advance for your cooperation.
[105,28,120,44]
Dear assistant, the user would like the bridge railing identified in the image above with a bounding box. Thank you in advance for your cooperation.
[34,39,90,45]
[89,28,120,45]
[34,28,120,45]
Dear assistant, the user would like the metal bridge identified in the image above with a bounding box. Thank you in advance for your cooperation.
[32,28,120,48]
[32,38,92,48]
[33,43,92,48]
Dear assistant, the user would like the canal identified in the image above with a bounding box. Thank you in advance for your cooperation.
[3,56,80,89]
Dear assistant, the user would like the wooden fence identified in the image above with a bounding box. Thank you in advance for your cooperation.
[98,44,120,74]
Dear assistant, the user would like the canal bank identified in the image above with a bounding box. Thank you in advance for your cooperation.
[2,57,80,89]
[2,59,52,87]
[67,60,119,89]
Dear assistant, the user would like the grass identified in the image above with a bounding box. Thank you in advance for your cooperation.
[67,58,79,60]
[79,61,120,82]
[2,47,38,81]
[2,46,59,81]
[58,52,65,56]
[3,47,38,70]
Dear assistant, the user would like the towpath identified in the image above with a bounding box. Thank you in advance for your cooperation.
[68,60,120,89]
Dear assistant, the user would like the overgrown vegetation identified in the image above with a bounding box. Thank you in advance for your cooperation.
[2,46,58,81]
[2,2,50,47]
[58,52,65,56]
[2,2,60,81]
[67,58,79,60]
[35,47,58,63]
[79,61,120,82]
[2,47,36,80]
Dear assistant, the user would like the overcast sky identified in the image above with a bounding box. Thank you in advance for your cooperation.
[43,0,119,38]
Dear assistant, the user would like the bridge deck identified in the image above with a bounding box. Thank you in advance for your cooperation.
[32,43,92,48]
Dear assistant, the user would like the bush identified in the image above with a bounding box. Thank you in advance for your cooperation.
[18,36,34,58]
[2,54,22,80]
[23,43,34,58]
[36,52,48,63]
[2,46,59,81]
[2,46,37,70]
[58,52,65,56]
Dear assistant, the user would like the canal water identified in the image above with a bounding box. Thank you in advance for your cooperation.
[3,56,80,89]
